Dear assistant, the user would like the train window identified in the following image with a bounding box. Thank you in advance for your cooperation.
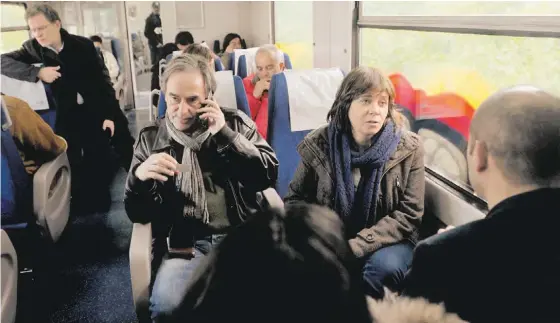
[362,1,560,16]
[357,2,560,193]
[0,2,29,54]
[274,1,314,69]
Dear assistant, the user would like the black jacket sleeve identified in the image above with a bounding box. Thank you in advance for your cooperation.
[1,42,42,82]
[212,110,279,192]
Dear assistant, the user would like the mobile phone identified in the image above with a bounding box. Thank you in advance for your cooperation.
[196,91,213,129]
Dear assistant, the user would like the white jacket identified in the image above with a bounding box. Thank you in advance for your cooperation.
[101,48,120,85]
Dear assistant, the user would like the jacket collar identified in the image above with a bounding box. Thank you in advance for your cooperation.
[152,120,173,151]
[151,118,211,152]
[486,188,560,220]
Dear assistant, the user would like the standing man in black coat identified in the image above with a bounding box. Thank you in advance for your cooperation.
[144,1,163,66]
[0,4,133,211]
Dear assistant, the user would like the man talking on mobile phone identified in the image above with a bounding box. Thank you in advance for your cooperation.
[124,54,278,321]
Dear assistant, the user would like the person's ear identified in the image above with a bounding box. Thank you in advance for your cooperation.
[472,140,489,173]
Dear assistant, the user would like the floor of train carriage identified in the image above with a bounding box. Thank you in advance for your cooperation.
[19,108,152,323]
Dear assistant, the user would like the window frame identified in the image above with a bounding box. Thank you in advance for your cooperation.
[1,1,30,51]
[353,1,560,200]
[1,2,28,31]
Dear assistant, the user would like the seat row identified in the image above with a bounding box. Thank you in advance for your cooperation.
[0,86,71,323]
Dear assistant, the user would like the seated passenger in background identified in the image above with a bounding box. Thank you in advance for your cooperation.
[2,94,66,175]
[402,86,560,322]
[182,43,215,70]
[90,35,120,85]
[242,44,285,140]
[219,32,243,71]
[166,203,373,323]
[284,67,425,300]
[173,31,194,57]
[124,54,278,320]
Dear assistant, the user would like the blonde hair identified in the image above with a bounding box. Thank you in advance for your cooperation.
[368,295,468,323]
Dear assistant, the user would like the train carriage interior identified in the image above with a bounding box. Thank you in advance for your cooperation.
[1,1,559,322]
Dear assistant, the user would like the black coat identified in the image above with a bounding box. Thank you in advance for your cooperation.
[1,29,118,127]
[144,13,163,48]
[402,188,560,322]
[1,29,134,170]
[124,108,279,242]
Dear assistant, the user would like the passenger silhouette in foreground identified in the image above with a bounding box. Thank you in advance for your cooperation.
[169,203,373,323]
[402,86,560,322]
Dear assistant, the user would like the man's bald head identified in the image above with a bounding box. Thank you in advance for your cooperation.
[469,85,560,187]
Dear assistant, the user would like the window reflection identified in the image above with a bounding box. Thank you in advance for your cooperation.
[360,28,560,190]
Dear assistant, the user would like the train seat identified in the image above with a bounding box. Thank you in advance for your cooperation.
[238,52,293,80]
[157,71,250,119]
[230,47,258,77]
[1,102,32,231]
[1,230,18,323]
[214,57,224,71]
[37,83,57,130]
[268,68,344,197]
[0,97,71,242]
[129,188,284,320]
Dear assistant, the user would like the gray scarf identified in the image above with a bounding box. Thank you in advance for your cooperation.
[165,117,212,223]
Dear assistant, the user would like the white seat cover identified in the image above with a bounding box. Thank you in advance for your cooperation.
[214,70,237,110]
[233,47,259,76]
[1,75,49,111]
[284,68,344,132]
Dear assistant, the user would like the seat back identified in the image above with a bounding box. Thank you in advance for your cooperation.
[157,72,250,119]
[232,47,259,77]
[268,68,344,197]
[283,53,293,69]
[32,143,71,242]
[0,75,49,112]
[238,52,293,79]
[37,83,57,130]
[214,57,224,71]
[1,99,32,230]
[0,96,70,241]
[1,230,17,323]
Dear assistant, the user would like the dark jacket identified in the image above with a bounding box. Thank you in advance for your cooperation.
[124,107,279,241]
[170,204,373,323]
[402,188,560,323]
[144,13,163,48]
[284,125,425,258]
[0,29,117,127]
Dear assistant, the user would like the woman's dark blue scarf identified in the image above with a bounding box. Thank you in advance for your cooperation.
[328,120,401,234]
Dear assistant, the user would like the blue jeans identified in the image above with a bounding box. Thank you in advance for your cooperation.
[362,242,414,299]
[150,235,224,321]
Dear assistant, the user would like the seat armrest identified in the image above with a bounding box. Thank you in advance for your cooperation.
[150,89,160,122]
[129,222,152,319]
[1,230,18,323]
[33,146,71,242]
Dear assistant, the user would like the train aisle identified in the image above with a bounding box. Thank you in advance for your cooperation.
[30,109,151,323]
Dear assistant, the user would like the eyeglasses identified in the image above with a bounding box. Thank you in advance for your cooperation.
[30,24,51,34]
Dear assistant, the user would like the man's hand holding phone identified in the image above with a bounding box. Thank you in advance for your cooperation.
[198,96,225,135]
